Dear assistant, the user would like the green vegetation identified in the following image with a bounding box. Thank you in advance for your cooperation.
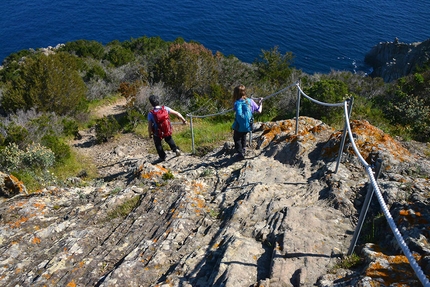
[329,253,363,273]
[94,115,121,143]
[360,213,387,244]
[0,35,429,192]
[162,170,174,180]
[1,52,87,116]
[106,195,141,220]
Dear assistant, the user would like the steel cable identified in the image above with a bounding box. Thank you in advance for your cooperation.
[343,101,430,287]
[184,81,430,285]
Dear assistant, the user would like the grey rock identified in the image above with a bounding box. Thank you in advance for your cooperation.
[365,38,430,82]
[0,117,429,287]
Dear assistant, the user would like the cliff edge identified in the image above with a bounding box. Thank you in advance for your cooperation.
[365,37,430,82]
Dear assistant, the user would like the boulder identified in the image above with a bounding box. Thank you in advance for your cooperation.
[364,37,430,82]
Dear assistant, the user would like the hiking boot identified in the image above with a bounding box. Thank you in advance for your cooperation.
[237,154,245,161]
[152,157,165,164]
[175,149,182,156]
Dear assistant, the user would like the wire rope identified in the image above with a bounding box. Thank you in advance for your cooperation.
[343,101,430,287]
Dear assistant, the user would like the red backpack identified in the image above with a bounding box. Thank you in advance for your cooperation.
[151,106,173,138]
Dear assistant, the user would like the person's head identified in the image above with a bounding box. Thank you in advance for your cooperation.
[149,95,160,107]
[233,84,247,101]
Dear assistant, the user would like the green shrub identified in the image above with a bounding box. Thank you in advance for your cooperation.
[162,170,174,180]
[123,35,169,57]
[0,143,23,171]
[0,50,33,82]
[254,46,294,87]
[4,124,30,148]
[85,64,107,81]
[152,42,218,98]
[95,115,121,143]
[105,45,135,67]
[0,142,55,172]
[122,109,145,133]
[62,118,80,138]
[41,134,71,163]
[60,40,105,59]
[1,52,87,116]
[374,72,430,141]
[21,142,56,169]
[302,79,350,126]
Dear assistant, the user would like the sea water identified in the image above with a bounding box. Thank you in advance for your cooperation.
[0,0,429,74]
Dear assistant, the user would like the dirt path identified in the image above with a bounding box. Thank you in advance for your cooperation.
[70,97,153,179]
[91,97,127,118]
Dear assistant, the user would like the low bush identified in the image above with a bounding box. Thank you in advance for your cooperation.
[95,115,121,143]
[0,142,55,172]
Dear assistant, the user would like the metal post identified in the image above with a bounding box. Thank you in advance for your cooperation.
[190,116,195,154]
[347,158,383,255]
[295,81,301,135]
[335,98,354,174]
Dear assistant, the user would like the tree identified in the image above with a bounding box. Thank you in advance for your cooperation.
[1,52,87,116]
[255,46,294,87]
[105,45,135,67]
[153,42,218,98]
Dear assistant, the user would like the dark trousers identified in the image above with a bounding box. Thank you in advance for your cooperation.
[153,135,178,159]
[233,130,248,156]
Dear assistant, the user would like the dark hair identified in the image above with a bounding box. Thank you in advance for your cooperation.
[233,84,247,102]
[149,95,159,107]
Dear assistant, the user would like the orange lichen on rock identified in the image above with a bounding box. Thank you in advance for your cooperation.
[259,120,295,146]
[141,165,168,179]
[349,120,410,162]
[32,237,41,244]
[9,216,29,228]
[191,181,206,194]
[194,197,205,209]
[259,117,329,149]
[398,209,428,225]
[33,202,46,210]
[3,174,27,195]
[365,247,421,285]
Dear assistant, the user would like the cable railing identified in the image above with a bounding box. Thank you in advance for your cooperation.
[184,81,430,286]
[296,83,430,287]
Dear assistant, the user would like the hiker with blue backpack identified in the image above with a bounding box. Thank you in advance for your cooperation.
[148,95,187,163]
[232,85,263,160]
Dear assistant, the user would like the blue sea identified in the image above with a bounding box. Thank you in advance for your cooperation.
[0,0,429,74]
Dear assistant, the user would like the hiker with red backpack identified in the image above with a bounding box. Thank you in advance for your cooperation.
[148,95,187,162]
[232,85,262,161]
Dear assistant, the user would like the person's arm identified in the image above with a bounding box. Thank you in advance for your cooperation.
[148,121,153,138]
[250,98,263,113]
[147,113,154,138]
[257,98,263,113]
[169,109,187,124]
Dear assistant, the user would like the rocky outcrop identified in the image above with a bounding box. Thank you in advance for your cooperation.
[0,117,429,286]
[0,172,27,197]
[364,38,430,82]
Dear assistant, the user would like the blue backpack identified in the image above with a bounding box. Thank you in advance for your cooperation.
[232,98,253,132]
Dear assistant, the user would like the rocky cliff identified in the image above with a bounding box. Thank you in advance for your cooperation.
[364,38,430,82]
[1,116,430,287]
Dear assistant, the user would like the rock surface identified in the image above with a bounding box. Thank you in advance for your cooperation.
[364,37,430,82]
[1,112,429,286]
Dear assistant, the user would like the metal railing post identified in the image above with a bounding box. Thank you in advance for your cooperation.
[295,81,301,135]
[189,115,195,154]
[335,97,354,174]
[347,158,383,255]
